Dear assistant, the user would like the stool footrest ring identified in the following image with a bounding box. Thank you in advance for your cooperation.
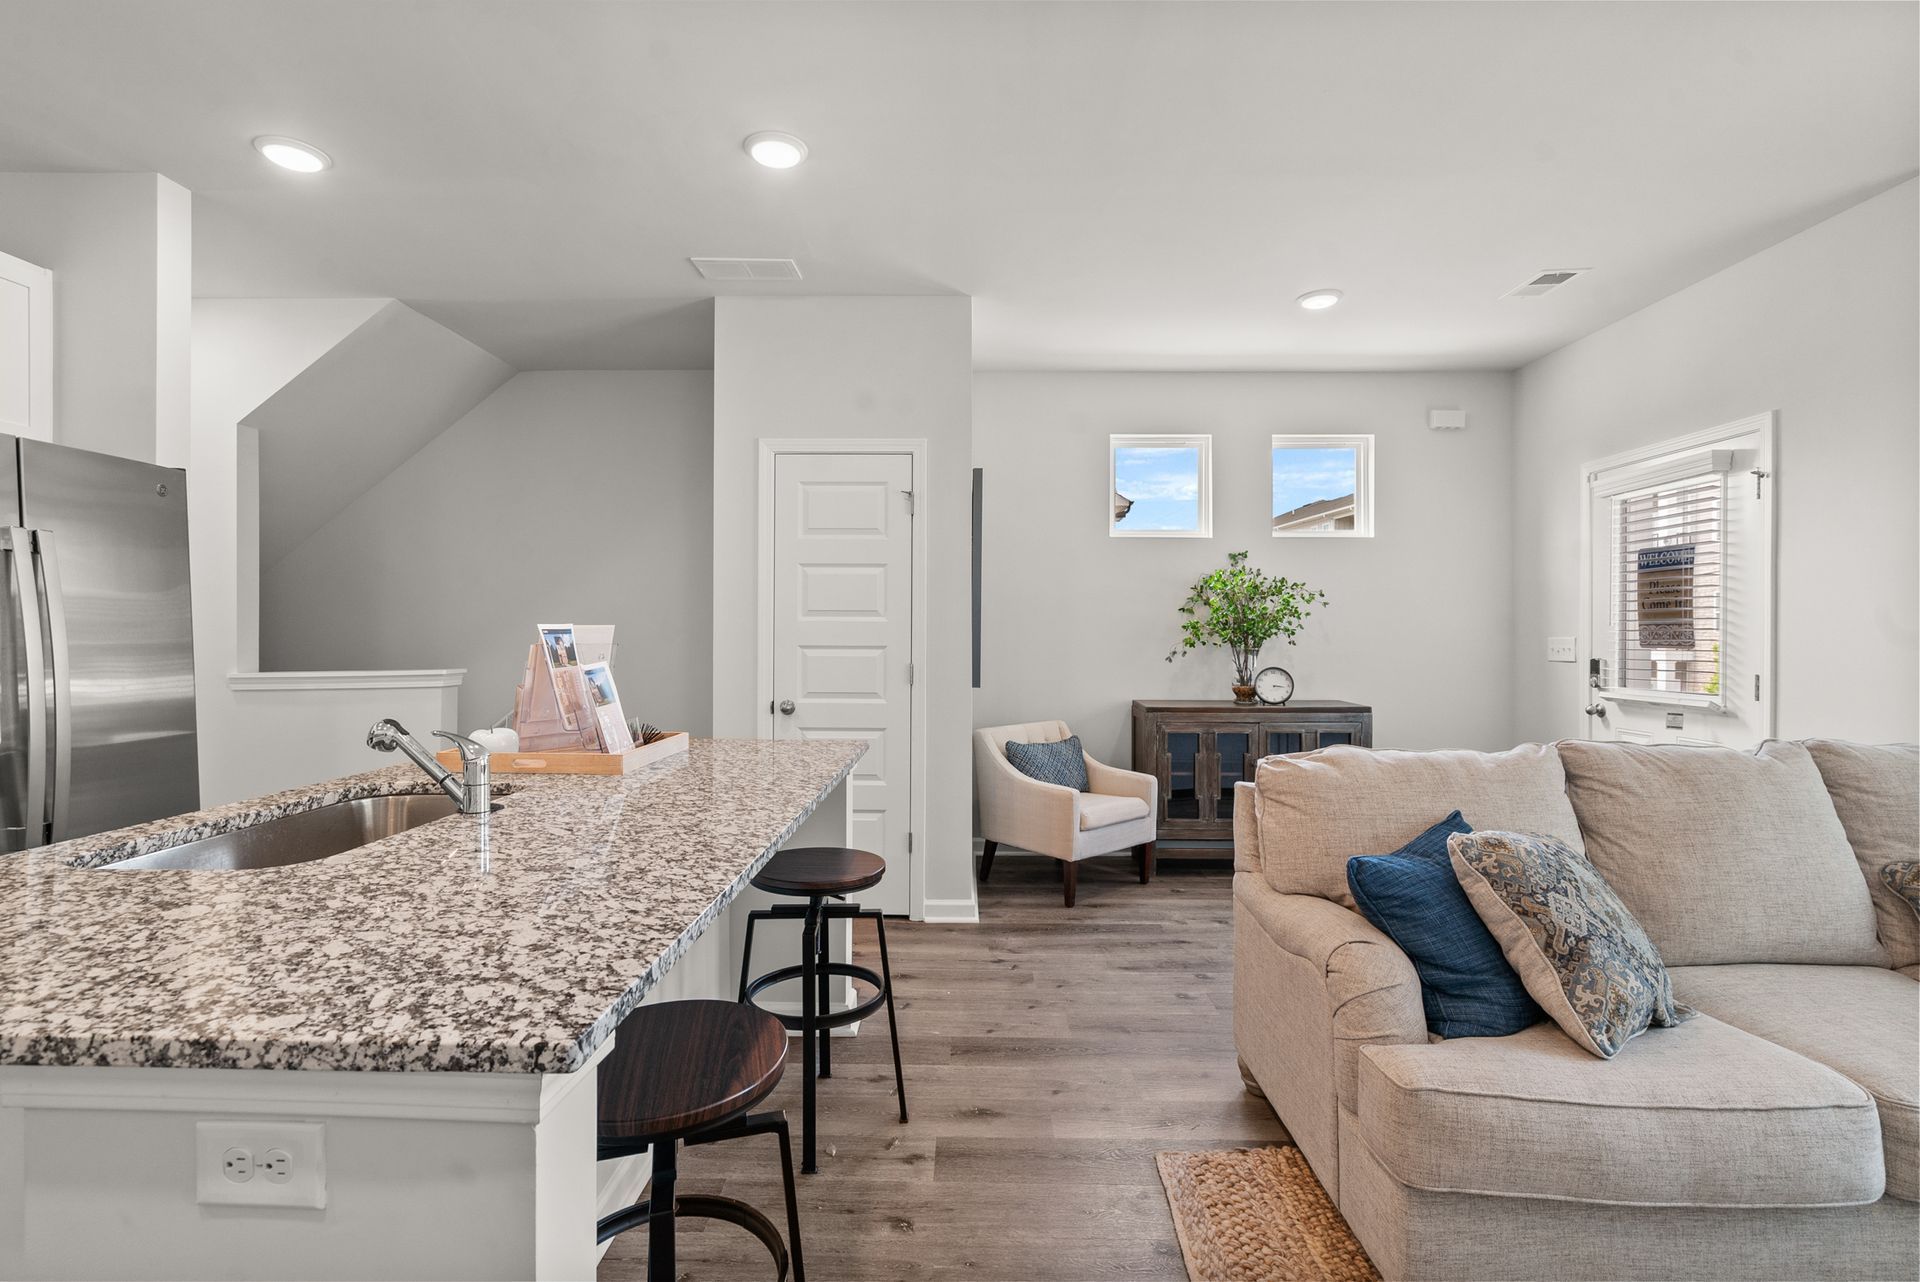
[744,961,889,1031]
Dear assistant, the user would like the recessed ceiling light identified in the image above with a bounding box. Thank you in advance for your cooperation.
[1297,289,1342,311]
[253,136,331,173]
[744,131,807,169]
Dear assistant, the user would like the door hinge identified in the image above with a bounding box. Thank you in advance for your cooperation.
[907,662,915,686]
[1754,673,1761,701]
[902,489,915,516]
[907,832,913,853]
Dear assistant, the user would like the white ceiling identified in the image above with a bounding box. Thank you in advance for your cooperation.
[0,1,1913,371]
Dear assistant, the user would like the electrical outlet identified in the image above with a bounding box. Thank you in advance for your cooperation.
[1546,636,1577,663]
[196,1122,326,1208]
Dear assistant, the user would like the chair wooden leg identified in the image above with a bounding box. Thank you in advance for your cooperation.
[1062,860,1078,908]
[1140,841,1156,884]
[978,839,997,883]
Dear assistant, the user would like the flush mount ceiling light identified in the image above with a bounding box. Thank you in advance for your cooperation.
[1296,289,1343,311]
[252,136,331,173]
[743,131,808,169]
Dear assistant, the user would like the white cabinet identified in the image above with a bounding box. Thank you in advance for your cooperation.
[0,248,52,441]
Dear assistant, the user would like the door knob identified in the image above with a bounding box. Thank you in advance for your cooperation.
[1584,703,1608,718]
[779,700,796,716]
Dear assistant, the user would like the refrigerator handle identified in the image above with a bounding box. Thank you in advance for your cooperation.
[2,528,47,847]
[36,530,71,844]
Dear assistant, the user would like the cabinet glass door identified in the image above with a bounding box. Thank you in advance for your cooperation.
[1165,730,1201,820]
[1263,728,1305,757]
[1216,730,1254,820]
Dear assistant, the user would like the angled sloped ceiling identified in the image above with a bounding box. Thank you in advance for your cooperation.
[245,300,512,568]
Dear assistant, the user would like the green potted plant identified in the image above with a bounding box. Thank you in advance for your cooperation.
[1167,550,1326,704]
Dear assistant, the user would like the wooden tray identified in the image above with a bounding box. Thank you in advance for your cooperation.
[435,731,690,776]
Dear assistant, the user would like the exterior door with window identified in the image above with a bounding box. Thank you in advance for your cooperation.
[770,451,914,914]
[1582,414,1774,747]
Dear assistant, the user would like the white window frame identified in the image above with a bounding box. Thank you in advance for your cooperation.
[1109,433,1213,539]
[1271,433,1374,539]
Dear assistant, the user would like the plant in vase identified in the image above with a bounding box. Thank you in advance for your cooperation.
[1167,550,1326,704]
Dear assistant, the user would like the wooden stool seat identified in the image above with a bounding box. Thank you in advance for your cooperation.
[598,999,788,1140]
[751,846,885,898]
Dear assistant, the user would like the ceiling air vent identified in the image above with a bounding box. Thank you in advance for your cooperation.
[1503,268,1588,298]
[690,257,803,282]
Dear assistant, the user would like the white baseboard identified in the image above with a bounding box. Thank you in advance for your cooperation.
[920,896,980,924]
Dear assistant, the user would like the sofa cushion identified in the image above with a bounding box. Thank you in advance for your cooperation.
[1004,735,1089,791]
[1347,812,1545,1040]
[1558,740,1885,967]
[1356,1017,1885,1208]
[1255,744,1584,908]
[1450,829,1691,1058]
[1672,964,1919,1203]
[1805,740,1920,969]
[1078,793,1149,831]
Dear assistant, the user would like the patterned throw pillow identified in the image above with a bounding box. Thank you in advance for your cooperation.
[1449,830,1693,1059]
[1004,736,1089,791]
[1883,861,1920,919]
[1348,812,1545,1039]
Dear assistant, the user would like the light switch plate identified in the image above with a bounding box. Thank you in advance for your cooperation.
[1546,637,1577,663]
[196,1121,326,1208]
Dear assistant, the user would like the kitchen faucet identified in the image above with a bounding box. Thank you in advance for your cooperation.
[366,719,491,815]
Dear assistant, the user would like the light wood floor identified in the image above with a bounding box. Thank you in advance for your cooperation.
[600,855,1286,1281]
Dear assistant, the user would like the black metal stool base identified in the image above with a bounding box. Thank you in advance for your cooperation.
[738,897,909,1174]
[596,1110,805,1282]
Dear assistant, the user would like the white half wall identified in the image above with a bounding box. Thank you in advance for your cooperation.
[713,296,975,917]
[261,371,716,736]
[0,172,190,465]
[972,371,1517,761]
[1511,177,1919,745]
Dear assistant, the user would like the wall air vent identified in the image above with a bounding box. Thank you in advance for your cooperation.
[689,257,803,281]
[1503,268,1588,298]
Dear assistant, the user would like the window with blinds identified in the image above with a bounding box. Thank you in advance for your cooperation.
[1605,472,1725,701]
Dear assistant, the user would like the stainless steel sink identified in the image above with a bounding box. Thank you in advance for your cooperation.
[97,794,466,871]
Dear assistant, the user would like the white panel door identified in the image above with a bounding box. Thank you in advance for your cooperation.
[772,452,913,913]
[1582,415,1774,747]
[0,249,53,441]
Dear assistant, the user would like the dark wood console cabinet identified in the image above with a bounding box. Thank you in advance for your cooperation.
[1130,699,1373,856]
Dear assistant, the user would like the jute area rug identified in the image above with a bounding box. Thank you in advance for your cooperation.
[1156,1145,1381,1282]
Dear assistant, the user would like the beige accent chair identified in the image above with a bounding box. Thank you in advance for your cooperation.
[1233,738,1919,1282]
[974,720,1158,907]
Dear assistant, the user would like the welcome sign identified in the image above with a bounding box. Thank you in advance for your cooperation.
[1636,544,1696,649]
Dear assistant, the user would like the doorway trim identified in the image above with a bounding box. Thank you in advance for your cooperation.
[755,437,930,921]
[1577,411,1777,743]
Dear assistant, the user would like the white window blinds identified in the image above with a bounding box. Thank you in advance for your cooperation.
[1606,472,1726,700]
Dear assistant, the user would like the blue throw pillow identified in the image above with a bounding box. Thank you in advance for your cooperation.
[1347,811,1544,1040]
[1004,736,1089,791]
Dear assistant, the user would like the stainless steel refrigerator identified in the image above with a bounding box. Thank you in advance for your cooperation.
[1,435,197,852]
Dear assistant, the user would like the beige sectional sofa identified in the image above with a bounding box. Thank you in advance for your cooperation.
[1232,738,1919,1282]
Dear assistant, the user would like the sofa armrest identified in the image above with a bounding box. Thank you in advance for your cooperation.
[1233,780,1259,874]
[1235,871,1427,1111]
[974,738,1079,858]
[1085,754,1156,809]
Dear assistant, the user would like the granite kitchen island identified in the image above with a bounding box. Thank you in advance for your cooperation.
[0,736,864,1281]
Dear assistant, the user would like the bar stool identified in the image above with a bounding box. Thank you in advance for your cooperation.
[737,846,908,1174]
[596,999,805,1282]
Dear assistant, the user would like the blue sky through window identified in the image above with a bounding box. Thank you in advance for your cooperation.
[1113,445,1201,531]
[1272,446,1357,517]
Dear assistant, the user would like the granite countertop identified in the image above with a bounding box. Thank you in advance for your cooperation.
[0,737,863,1074]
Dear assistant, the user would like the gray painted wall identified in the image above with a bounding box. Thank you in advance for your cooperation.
[1510,178,1918,745]
[972,370,1517,764]
[261,370,715,736]
[712,296,976,914]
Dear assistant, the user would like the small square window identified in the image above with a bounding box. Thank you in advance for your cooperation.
[1111,434,1212,538]
[1272,435,1373,538]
